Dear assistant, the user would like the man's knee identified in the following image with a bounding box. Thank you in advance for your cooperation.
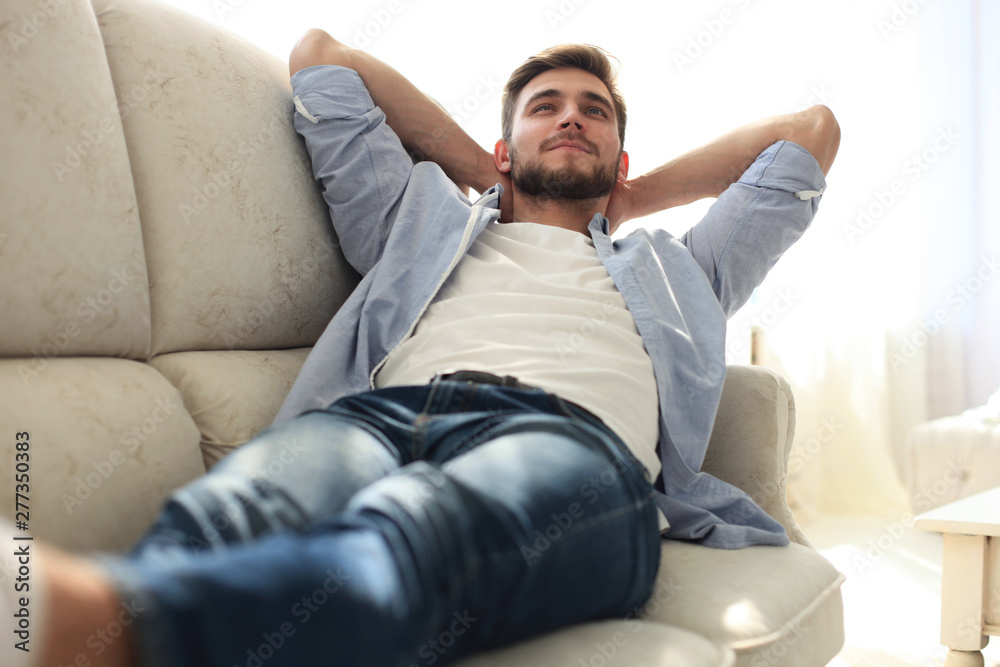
[289,28,346,77]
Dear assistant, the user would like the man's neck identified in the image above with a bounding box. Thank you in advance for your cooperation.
[510,191,608,235]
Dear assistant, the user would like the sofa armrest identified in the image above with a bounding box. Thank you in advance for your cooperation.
[700,365,811,546]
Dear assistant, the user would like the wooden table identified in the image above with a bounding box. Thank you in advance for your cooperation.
[916,487,1000,667]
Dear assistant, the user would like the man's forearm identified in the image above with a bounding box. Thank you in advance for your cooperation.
[289,30,496,195]
[621,105,840,222]
[346,48,496,194]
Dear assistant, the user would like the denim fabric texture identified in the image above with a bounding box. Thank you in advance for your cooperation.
[97,380,661,667]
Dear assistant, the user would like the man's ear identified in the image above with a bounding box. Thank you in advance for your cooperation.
[494,139,512,174]
[618,150,629,183]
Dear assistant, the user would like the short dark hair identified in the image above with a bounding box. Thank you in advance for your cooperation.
[501,44,627,149]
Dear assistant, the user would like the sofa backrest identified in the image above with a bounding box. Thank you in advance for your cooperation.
[0,0,358,551]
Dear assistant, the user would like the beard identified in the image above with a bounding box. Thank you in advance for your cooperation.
[509,143,619,202]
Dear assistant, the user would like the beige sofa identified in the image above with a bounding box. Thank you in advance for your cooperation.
[0,0,845,663]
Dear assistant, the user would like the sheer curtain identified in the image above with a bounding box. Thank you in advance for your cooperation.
[920,1,1000,419]
[751,0,1000,518]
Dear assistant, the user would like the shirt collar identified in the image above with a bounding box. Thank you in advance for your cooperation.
[478,185,610,236]
[589,212,611,237]
[474,184,503,209]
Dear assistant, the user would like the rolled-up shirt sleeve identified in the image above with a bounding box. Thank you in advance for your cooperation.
[681,140,826,317]
[291,65,412,276]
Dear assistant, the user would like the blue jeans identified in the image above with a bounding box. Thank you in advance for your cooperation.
[97,379,661,667]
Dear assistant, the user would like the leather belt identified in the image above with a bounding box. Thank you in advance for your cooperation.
[433,370,535,390]
[432,370,607,427]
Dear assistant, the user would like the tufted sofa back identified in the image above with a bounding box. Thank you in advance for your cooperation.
[0,0,358,551]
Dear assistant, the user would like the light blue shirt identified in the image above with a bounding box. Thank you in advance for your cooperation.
[277,65,827,549]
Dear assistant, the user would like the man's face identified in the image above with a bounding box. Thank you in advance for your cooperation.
[500,67,626,201]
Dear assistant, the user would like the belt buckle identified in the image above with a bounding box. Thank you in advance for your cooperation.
[436,370,529,391]
[498,374,522,389]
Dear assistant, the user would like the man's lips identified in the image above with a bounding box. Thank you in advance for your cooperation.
[544,138,596,154]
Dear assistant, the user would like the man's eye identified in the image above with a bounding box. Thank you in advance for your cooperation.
[535,104,554,112]
[588,108,607,116]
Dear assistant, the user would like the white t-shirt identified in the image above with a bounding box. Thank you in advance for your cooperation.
[375,222,664,525]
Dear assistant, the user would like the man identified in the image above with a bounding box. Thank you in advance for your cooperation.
[7,32,838,667]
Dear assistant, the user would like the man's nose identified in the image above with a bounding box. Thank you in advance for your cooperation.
[557,106,585,131]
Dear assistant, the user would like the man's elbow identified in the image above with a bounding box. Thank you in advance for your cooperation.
[798,104,840,176]
[289,28,352,79]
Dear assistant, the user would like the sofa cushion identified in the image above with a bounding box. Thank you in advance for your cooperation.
[646,540,845,666]
[0,0,151,361]
[0,358,205,552]
[91,0,359,355]
[149,348,312,469]
[455,619,734,667]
